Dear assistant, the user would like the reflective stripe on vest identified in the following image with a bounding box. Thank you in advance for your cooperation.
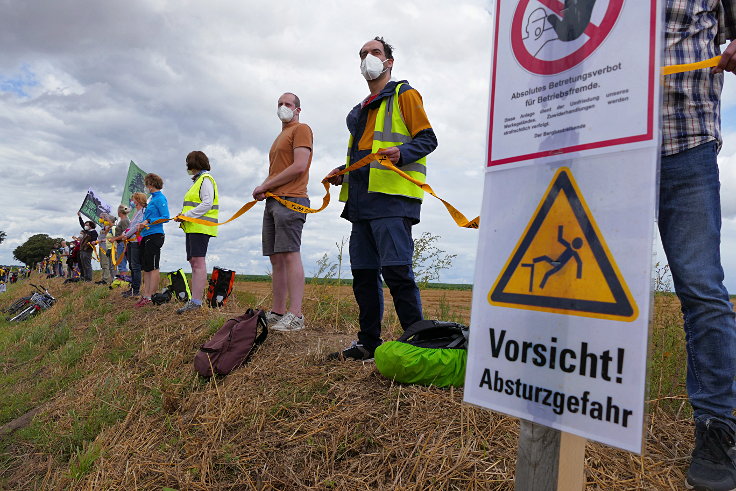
[181,173,219,237]
[339,83,427,202]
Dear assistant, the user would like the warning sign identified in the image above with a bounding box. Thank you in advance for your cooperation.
[487,0,657,166]
[511,0,624,75]
[488,167,637,321]
[467,1,661,454]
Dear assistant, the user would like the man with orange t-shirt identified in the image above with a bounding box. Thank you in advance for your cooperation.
[252,92,313,333]
[327,37,438,361]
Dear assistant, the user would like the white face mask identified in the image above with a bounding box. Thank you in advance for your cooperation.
[361,54,389,81]
[84,226,91,231]
[277,105,294,122]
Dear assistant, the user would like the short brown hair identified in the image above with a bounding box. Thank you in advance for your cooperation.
[282,92,301,108]
[144,173,163,190]
[186,151,210,172]
[131,192,148,207]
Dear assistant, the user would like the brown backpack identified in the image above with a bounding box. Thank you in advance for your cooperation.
[194,309,268,377]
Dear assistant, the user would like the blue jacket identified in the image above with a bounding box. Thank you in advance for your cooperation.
[341,80,438,224]
[142,191,169,237]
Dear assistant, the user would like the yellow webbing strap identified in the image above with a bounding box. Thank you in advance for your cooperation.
[172,152,478,228]
[663,55,720,75]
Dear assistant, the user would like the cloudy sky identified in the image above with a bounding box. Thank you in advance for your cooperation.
[1,0,735,290]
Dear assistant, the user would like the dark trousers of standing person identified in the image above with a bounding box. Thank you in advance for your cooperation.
[350,218,423,351]
[79,250,93,281]
[127,242,142,294]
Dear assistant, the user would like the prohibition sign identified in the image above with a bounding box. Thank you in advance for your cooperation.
[511,0,624,75]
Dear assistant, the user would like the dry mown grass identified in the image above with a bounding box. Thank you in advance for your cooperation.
[0,276,697,489]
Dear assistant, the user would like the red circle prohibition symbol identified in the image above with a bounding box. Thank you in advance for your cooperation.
[511,0,624,75]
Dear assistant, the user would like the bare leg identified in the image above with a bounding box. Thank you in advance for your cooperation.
[189,256,207,303]
[283,252,304,317]
[270,254,288,314]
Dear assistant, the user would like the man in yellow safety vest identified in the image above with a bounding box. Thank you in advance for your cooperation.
[327,36,438,361]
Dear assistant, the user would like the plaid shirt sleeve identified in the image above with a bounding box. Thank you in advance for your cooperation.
[720,0,736,42]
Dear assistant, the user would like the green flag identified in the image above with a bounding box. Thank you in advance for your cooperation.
[121,160,148,207]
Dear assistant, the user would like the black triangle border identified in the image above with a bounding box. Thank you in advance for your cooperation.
[489,169,634,317]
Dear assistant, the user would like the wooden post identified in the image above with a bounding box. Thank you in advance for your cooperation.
[515,420,586,491]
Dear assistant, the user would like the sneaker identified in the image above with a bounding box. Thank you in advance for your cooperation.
[121,289,134,298]
[176,301,202,314]
[134,298,151,308]
[326,341,374,361]
[270,312,305,332]
[265,311,284,328]
[686,419,736,491]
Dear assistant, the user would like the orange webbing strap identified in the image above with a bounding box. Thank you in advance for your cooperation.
[376,156,480,229]
[158,151,479,229]
[663,55,720,75]
[172,152,376,226]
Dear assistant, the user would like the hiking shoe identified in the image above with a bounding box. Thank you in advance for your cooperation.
[265,311,284,327]
[326,341,374,361]
[176,301,202,314]
[271,312,305,332]
[134,298,151,308]
[686,419,736,490]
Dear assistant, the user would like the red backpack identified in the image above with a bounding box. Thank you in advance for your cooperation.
[194,309,268,377]
[207,267,235,308]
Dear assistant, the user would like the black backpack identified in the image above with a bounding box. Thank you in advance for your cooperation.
[397,320,469,349]
[167,269,191,302]
[151,289,172,305]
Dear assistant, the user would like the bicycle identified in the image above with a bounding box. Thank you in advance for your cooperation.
[7,285,56,322]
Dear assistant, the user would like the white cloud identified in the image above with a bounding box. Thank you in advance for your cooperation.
[2,0,736,294]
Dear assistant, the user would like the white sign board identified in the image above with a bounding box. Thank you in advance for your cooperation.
[464,0,660,454]
[488,0,657,166]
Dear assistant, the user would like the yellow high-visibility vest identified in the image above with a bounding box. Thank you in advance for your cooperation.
[340,83,427,202]
[180,173,219,237]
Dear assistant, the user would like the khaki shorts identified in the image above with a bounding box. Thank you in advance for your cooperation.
[262,197,309,256]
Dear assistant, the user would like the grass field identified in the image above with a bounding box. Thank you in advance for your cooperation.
[0,273,707,489]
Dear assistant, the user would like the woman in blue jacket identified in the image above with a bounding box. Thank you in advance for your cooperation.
[135,173,169,307]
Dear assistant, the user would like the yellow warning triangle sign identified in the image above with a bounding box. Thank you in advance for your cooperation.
[488,167,638,321]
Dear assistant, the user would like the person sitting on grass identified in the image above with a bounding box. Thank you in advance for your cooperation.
[134,173,169,308]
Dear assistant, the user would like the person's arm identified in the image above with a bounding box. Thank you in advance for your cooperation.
[183,178,215,218]
[714,39,736,74]
[714,1,736,74]
[78,212,85,228]
[141,195,169,227]
[377,87,438,165]
[252,147,311,200]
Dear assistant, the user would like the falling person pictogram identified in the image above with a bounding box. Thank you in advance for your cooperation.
[521,225,583,291]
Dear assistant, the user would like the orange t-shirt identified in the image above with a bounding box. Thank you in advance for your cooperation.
[357,88,432,151]
[268,121,313,198]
